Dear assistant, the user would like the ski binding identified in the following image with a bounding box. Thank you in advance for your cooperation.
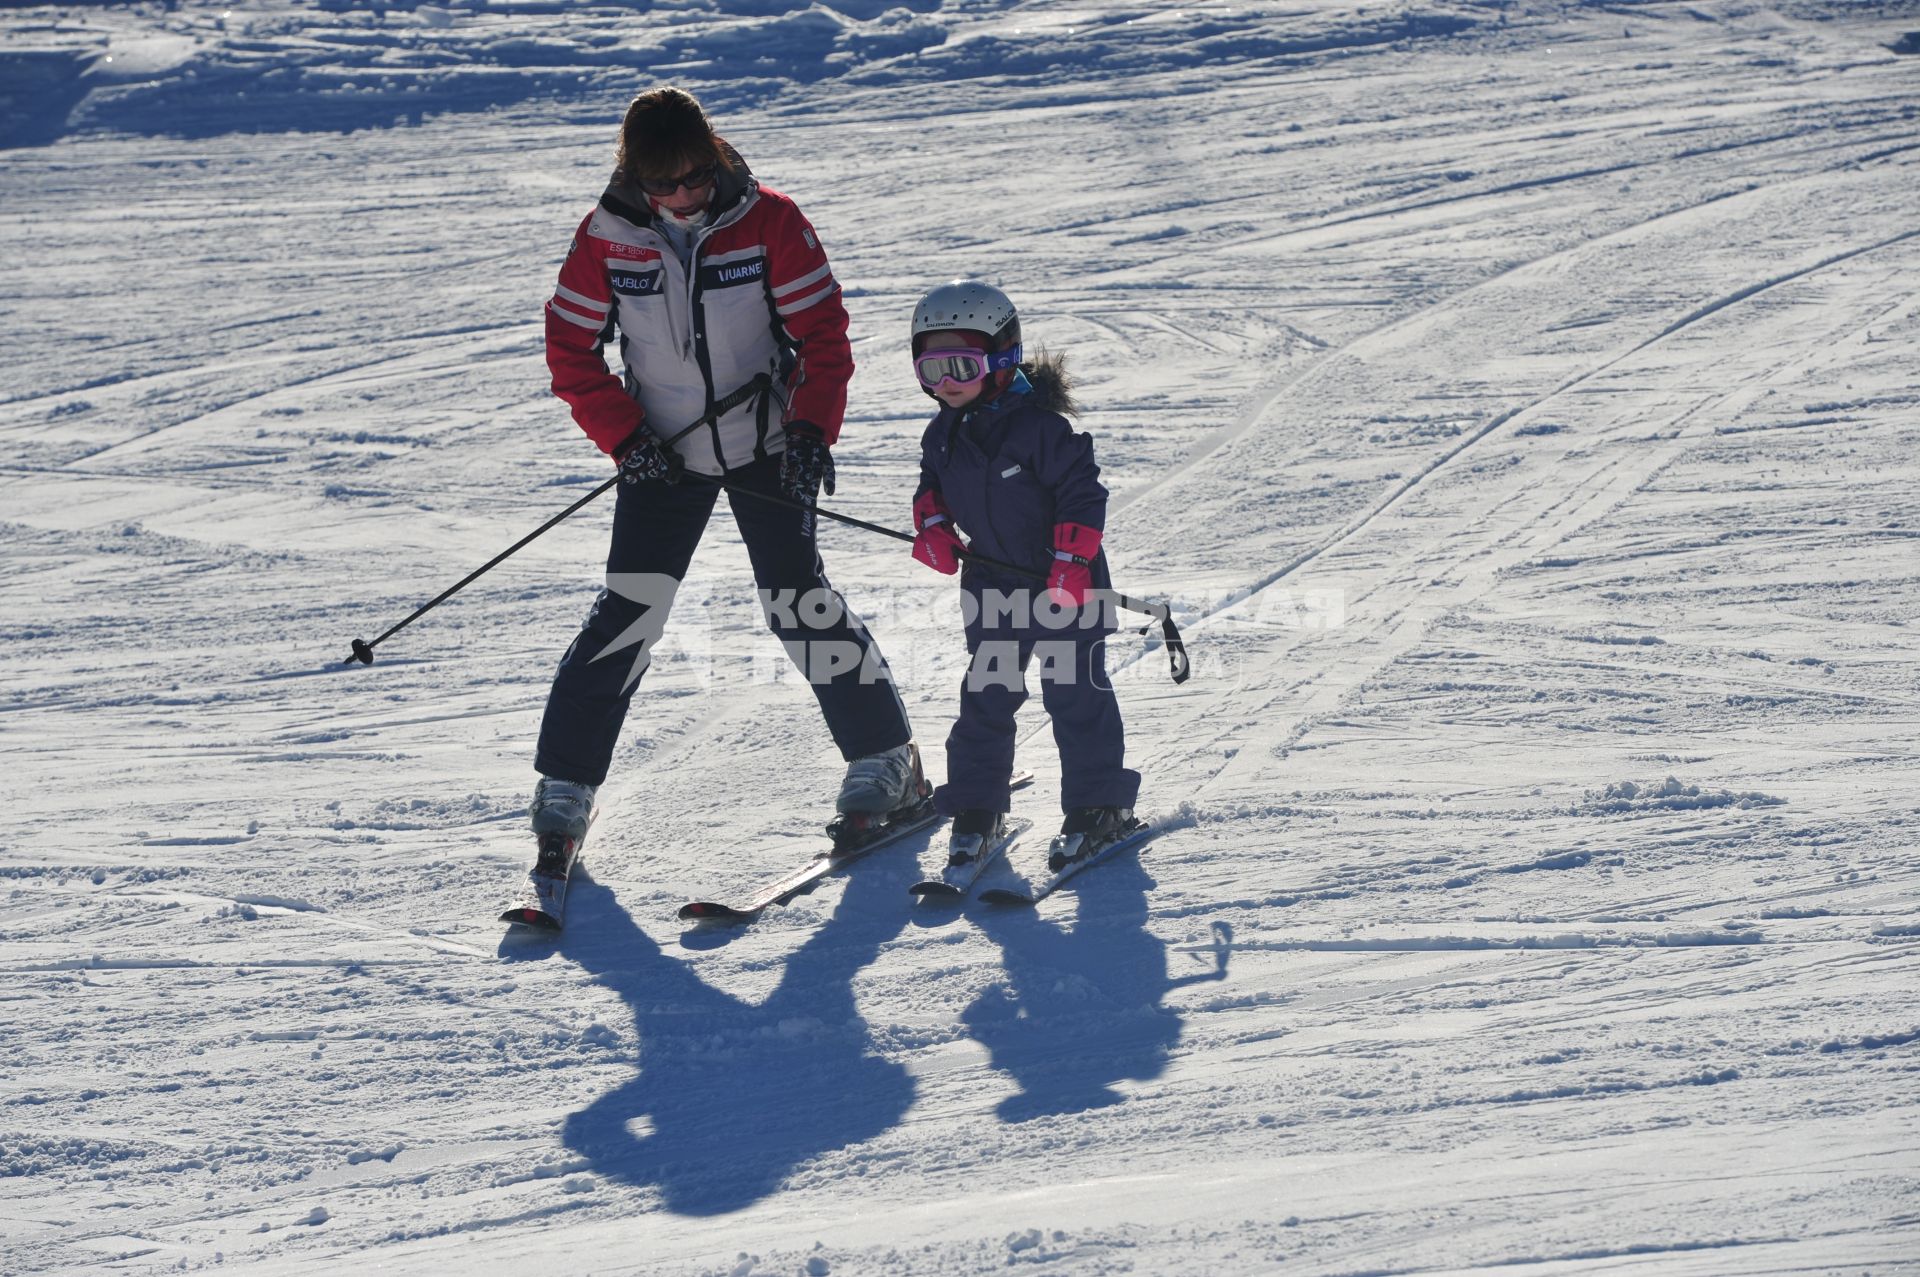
[910,817,1032,899]
[978,814,1158,906]
[501,810,596,932]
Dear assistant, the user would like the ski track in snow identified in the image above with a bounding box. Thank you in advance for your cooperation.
[2,1,1918,1274]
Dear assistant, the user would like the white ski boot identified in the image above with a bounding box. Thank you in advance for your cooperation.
[530,776,597,870]
[835,742,920,815]
[505,777,600,929]
[531,776,597,838]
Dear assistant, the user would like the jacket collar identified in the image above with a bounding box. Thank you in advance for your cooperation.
[959,368,1032,423]
[940,369,1034,449]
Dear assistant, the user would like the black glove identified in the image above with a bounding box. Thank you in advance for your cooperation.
[617,427,684,485]
[779,420,835,504]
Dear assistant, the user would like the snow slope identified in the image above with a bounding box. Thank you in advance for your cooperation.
[2,1,1918,1273]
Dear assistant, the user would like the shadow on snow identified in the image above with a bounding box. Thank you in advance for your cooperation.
[504,862,912,1216]
[964,856,1230,1123]
[507,847,1227,1214]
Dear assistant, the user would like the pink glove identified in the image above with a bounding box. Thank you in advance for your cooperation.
[1046,522,1101,607]
[912,490,967,576]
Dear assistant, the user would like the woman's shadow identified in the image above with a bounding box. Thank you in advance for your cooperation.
[963,853,1230,1123]
[517,861,917,1216]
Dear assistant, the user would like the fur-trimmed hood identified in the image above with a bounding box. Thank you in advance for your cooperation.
[1016,349,1079,418]
[1006,345,1082,416]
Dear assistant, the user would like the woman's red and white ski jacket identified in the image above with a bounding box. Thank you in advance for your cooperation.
[543,153,852,475]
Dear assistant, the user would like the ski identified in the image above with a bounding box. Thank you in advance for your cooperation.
[678,770,1036,923]
[910,818,1032,899]
[978,814,1160,907]
[677,800,940,923]
[906,769,1038,900]
[501,809,596,932]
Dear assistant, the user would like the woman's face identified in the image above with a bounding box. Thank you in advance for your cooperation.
[643,162,716,219]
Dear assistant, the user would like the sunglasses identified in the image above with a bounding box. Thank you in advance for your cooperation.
[637,163,717,197]
[914,344,1022,389]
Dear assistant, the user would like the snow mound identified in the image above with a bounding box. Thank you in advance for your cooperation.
[1,0,953,145]
[1,0,1489,147]
[1576,776,1786,815]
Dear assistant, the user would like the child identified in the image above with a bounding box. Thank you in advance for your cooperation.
[907,280,1142,861]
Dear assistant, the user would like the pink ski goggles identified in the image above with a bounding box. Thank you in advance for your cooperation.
[913,344,1022,389]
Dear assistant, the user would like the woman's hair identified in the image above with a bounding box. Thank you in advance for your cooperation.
[615,86,726,184]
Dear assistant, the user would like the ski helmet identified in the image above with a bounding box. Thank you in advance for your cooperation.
[911,280,1021,354]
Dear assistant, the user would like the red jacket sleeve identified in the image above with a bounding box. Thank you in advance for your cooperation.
[764,198,854,445]
[545,214,643,456]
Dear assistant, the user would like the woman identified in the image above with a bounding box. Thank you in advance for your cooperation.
[529,87,918,869]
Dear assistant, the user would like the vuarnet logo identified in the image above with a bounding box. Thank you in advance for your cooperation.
[702,258,766,288]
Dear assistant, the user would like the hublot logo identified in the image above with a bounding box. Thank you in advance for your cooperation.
[610,268,664,296]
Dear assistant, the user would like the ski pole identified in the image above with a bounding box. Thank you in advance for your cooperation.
[342,473,617,666]
[684,472,1192,685]
[341,378,772,667]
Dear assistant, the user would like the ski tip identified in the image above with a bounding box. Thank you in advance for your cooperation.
[501,906,562,931]
[908,881,963,899]
[976,889,1035,907]
[677,901,751,922]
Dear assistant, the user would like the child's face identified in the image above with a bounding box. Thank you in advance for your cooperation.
[933,375,985,410]
[920,331,994,410]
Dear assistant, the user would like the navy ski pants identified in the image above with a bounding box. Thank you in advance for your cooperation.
[934,576,1141,816]
[535,456,911,786]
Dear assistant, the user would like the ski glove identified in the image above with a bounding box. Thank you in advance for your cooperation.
[911,489,967,576]
[1045,522,1102,607]
[616,427,684,486]
[780,421,835,505]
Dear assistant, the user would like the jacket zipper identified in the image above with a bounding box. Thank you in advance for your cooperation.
[683,220,717,361]
[954,408,1024,575]
[644,226,693,364]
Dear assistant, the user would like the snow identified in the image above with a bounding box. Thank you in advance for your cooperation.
[3,0,1919,1273]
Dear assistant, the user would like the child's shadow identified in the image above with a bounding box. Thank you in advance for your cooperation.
[965,856,1229,1123]
[521,864,916,1216]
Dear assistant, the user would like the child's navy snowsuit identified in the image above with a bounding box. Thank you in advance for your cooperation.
[917,372,1141,816]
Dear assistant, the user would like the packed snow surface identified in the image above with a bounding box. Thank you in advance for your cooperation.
[2,1,1918,1273]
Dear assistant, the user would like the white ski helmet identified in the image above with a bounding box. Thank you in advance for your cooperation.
[911,280,1021,353]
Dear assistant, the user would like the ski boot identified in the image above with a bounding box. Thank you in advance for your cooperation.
[1049,806,1138,872]
[948,809,1007,868]
[529,776,597,875]
[501,777,599,931]
[828,743,932,852]
[835,742,918,813]
[909,808,1027,899]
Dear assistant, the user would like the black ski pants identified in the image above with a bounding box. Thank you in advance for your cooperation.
[535,456,911,786]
